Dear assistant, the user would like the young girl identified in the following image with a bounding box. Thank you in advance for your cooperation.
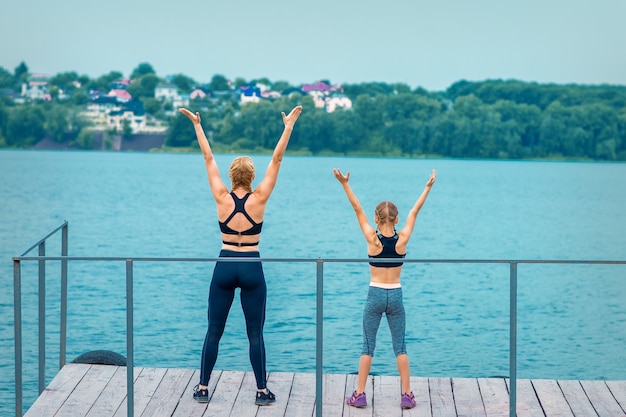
[180,105,302,405]
[333,167,436,409]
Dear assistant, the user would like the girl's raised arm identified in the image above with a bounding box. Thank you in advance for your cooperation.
[333,169,379,246]
[398,170,436,242]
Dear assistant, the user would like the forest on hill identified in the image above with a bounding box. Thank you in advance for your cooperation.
[1,62,625,160]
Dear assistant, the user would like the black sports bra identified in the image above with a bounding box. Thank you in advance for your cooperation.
[368,232,405,267]
[218,192,263,247]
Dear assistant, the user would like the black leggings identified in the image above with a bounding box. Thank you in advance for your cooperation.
[200,250,268,389]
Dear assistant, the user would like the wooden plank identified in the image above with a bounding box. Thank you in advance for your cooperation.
[284,372,315,417]
[85,366,137,417]
[171,370,220,417]
[202,370,244,416]
[605,380,626,414]
[24,363,92,417]
[230,371,260,417]
[372,375,402,417]
[141,368,194,417]
[429,377,456,417]
[405,376,430,417]
[515,379,545,417]
[557,380,599,417]
[318,373,347,417]
[580,380,626,417]
[478,378,509,417]
[21,366,626,417]
[258,372,295,417]
[113,367,167,417]
[453,378,487,417]
[55,364,118,416]
[344,373,373,417]
[532,379,574,417]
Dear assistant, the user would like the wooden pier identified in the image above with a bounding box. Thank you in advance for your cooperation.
[23,364,626,417]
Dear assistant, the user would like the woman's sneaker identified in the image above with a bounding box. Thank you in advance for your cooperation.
[346,391,367,407]
[255,389,276,406]
[193,384,209,403]
[401,391,416,409]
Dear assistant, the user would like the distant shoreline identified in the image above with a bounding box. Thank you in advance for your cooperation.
[6,143,620,163]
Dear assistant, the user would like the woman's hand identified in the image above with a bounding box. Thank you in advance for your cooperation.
[179,108,201,125]
[282,105,303,129]
[426,169,437,187]
[333,168,350,184]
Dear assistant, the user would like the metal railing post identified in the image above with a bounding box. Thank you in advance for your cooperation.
[509,262,518,417]
[14,259,23,417]
[38,242,46,395]
[60,223,68,369]
[315,259,323,417]
[126,260,134,417]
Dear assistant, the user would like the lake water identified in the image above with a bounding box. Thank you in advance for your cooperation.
[1,150,625,412]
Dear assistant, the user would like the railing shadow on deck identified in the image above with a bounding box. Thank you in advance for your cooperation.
[12,221,626,417]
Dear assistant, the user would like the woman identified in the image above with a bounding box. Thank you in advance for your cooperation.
[180,105,302,405]
[333,167,436,409]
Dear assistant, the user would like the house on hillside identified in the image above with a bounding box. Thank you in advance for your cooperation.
[110,78,131,90]
[325,94,352,112]
[109,101,147,133]
[21,73,51,101]
[240,85,262,104]
[301,81,351,113]
[155,83,178,101]
[84,95,122,127]
[190,87,210,100]
[107,89,132,103]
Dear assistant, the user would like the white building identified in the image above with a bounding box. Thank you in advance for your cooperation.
[155,84,179,101]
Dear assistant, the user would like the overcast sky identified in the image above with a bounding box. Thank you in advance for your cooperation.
[1,0,625,91]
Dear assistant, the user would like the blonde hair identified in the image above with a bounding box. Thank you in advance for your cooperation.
[229,156,255,192]
[374,201,398,225]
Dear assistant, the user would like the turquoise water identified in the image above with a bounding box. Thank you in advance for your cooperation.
[1,150,625,412]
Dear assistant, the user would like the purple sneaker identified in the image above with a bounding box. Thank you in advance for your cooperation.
[401,391,416,409]
[346,391,367,408]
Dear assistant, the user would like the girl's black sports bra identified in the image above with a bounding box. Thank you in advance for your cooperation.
[368,232,405,267]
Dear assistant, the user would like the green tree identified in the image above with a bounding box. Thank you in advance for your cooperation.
[72,90,89,105]
[328,109,362,154]
[44,104,69,142]
[171,74,196,94]
[233,77,247,89]
[121,118,133,139]
[209,74,230,91]
[166,112,196,147]
[144,97,161,115]
[130,62,156,80]
[271,80,293,92]
[127,73,160,100]
[84,71,123,92]
[49,71,81,94]
[354,94,384,133]
[0,66,13,88]
[73,129,94,149]
[6,105,46,146]
[14,62,29,86]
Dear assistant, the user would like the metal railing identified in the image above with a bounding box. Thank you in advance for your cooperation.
[12,221,626,417]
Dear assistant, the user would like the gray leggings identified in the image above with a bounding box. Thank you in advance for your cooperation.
[361,286,407,357]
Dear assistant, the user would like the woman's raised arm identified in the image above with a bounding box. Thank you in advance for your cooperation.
[254,105,303,201]
[179,108,228,201]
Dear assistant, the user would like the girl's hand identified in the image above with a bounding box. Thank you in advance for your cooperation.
[333,168,350,184]
[179,108,201,124]
[282,105,303,128]
[426,169,437,187]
